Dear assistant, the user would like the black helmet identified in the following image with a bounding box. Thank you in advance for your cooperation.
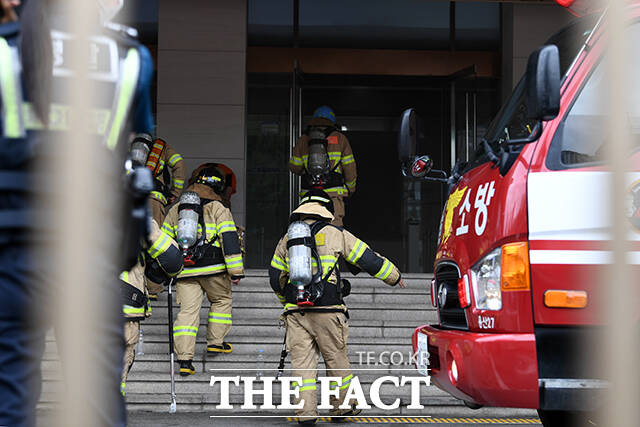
[196,166,225,195]
[299,189,334,215]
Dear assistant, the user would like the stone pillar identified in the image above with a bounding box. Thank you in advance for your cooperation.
[501,3,574,101]
[157,0,247,226]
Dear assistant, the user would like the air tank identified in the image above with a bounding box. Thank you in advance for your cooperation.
[307,128,330,177]
[287,221,313,285]
[177,191,200,250]
[130,140,150,167]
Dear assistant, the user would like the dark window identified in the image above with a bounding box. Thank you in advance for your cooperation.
[467,17,596,170]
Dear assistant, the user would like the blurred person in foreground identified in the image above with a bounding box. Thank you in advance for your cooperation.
[0,0,155,425]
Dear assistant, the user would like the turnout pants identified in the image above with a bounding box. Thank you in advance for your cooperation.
[121,320,140,395]
[285,311,355,419]
[173,274,232,360]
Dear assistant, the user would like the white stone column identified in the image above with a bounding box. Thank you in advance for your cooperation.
[157,0,247,226]
[501,3,574,101]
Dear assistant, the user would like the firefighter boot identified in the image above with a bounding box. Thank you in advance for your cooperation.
[179,360,195,376]
[207,342,233,354]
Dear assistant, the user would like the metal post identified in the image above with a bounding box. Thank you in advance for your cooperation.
[450,81,456,170]
[168,279,177,413]
[465,92,469,162]
[473,92,477,151]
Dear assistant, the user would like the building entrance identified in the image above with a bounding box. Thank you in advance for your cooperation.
[246,72,499,272]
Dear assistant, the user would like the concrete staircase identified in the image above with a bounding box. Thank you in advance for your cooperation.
[38,270,537,419]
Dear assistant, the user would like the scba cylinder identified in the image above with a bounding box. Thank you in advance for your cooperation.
[130,139,151,167]
[177,191,201,250]
[287,221,313,285]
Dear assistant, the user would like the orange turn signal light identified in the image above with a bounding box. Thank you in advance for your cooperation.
[501,242,530,291]
[544,290,588,309]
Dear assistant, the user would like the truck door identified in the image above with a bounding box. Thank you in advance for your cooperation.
[527,25,640,326]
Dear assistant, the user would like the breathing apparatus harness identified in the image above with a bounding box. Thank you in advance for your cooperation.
[301,125,346,191]
[130,135,173,200]
[178,198,224,267]
[178,171,226,267]
[277,220,352,378]
[285,220,352,308]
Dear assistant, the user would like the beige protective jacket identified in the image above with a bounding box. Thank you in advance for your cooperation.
[162,183,244,279]
[120,220,181,319]
[149,141,186,205]
[269,216,401,311]
[289,117,357,196]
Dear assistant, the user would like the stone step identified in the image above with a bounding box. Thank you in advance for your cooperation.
[132,322,426,339]
[142,307,434,323]
[148,291,431,307]
[40,380,448,402]
[43,340,414,360]
[155,272,432,294]
[42,355,423,373]
[39,270,437,415]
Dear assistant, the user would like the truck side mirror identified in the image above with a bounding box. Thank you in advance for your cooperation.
[526,44,561,121]
[398,108,417,162]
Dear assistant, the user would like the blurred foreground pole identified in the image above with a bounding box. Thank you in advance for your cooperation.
[51,1,116,426]
[604,0,639,424]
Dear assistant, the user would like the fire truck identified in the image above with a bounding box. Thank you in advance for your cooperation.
[401,1,640,425]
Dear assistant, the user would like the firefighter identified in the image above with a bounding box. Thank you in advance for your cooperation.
[119,220,183,396]
[162,166,245,376]
[289,106,357,226]
[130,134,186,299]
[0,0,155,425]
[145,135,186,223]
[268,189,406,424]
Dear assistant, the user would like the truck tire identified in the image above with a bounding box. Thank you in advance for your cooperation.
[537,410,581,427]
[463,401,483,410]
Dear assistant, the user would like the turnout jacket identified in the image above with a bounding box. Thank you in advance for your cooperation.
[120,220,182,320]
[289,117,357,196]
[269,217,401,312]
[162,183,244,279]
[147,140,186,205]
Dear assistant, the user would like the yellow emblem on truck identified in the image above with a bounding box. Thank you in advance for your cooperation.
[441,186,468,245]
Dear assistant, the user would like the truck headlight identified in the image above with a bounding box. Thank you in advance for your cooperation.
[471,247,502,310]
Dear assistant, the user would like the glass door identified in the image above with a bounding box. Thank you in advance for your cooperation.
[449,66,479,167]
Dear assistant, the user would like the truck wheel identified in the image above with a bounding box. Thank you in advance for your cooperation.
[463,401,483,410]
[537,410,580,427]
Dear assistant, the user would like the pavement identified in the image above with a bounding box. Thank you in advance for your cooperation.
[124,411,541,426]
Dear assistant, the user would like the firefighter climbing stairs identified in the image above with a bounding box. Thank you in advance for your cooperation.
[38,270,538,419]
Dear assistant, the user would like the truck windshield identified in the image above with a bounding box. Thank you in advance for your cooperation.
[475,16,597,160]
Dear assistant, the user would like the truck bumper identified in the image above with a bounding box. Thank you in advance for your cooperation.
[412,325,539,408]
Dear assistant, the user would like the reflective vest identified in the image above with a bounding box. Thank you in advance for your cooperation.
[0,21,152,232]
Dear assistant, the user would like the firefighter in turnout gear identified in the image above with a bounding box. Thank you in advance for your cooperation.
[131,133,186,224]
[289,106,357,226]
[130,133,186,299]
[119,219,183,396]
[162,166,245,376]
[268,190,406,423]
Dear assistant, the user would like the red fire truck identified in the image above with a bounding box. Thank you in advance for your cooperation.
[402,1,640,425]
